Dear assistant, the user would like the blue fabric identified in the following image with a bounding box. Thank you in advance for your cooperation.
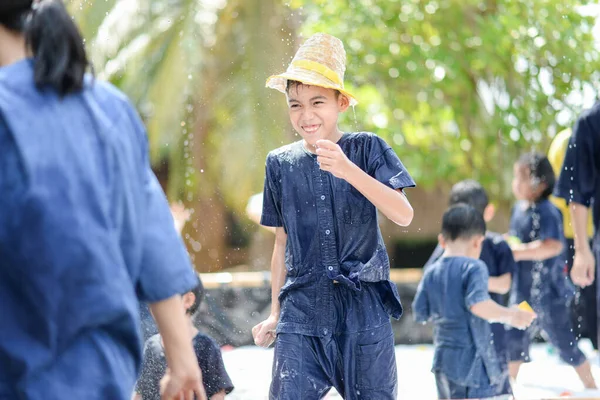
[554,103,600,234]
[434,372,499,400]
[507,200,583,366]
[261,132,415,337]
[0,59,197,399]
[136,332,234,399]
[412,257,502,388]
[509,200,575,306]
[270,283,396,400]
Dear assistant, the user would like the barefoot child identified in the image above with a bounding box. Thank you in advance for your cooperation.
[252,33,415,399]
[413,204,536,399]
[507,152,596,389]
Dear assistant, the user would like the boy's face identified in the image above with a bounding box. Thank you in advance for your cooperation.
[512,162,544,201]
[286,84,349,148]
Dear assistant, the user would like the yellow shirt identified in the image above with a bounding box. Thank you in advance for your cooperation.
[548,129,594,239]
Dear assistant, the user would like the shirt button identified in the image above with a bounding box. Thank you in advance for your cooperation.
[325,229,331,235]
[328,266,333,271]
[323,328,328,335]
[320,195,325,200]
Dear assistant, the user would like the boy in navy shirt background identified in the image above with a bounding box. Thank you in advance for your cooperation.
[423,180,515,396]
[507,152,596,389]
[413,204,535,399]
[251,33,415,399]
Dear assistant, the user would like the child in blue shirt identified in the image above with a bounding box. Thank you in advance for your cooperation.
[413,204,535,399]
[507,152,596,389]
[423,180,515,396]
[135,279,234,400]
[251,33,416,400]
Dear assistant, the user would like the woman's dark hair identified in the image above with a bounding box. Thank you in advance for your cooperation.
[0,0,90,96]
[518,152,555,201]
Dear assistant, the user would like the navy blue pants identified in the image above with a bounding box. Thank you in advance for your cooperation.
[270,284,397,400]
[434,372,499,399]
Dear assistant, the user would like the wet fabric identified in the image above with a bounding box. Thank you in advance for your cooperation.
[423,233,515,395]
[554,103,600,235]
[507,200,583,366]
[434,371,498,399]
[261,132,415,337]
[412,257,503,389]
[136,332,234,399]
[0,59,197,399]
[270,283,396,400]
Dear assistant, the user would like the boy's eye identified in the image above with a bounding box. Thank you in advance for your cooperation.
[313,101,324,105]
[290,104,300,108]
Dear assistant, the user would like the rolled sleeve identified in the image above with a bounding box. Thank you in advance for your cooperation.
[538,205,562,242]
[136,169,197,303]
[260,154,284,228]
[464,261,491,308]
[367,136,416,190]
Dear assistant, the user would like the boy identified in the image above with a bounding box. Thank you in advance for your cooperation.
[423,180,515,394]
[252,33,416,399]
[413,204,535,399]
[135,279,234,400]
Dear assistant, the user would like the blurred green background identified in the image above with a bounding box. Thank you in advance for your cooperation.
[68,0,600,272]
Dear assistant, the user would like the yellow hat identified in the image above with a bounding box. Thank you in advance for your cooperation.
[266,33,358,106]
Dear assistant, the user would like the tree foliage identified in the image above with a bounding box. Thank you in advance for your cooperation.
[291,0,600,200]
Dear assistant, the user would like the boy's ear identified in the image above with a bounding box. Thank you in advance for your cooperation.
[338,93,350,112]
[438,233,446,249]
[483,204,495,222]
[182,292,195,311]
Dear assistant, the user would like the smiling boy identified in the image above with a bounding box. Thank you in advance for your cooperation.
[251,33,415,400]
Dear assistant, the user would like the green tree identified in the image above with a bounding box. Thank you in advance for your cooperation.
[70,0,296,271]
[291,0,600,204]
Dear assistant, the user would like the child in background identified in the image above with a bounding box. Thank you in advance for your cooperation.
[413,204,535,399]
[507,152,596,389]
[423,180,515,396]
[134,279,234,400]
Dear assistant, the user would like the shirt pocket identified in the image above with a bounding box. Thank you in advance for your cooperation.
[335,180,374,225]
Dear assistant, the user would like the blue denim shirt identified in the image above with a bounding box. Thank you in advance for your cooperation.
[424,232,515,360]
[554,103,600,235]
[412,257,502,387]
[509,200,575,306]
[261,132,415,337]
[0,59,197,399]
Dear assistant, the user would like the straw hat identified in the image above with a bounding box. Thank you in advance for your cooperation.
[266,33,358,106]
[0,0,33,15]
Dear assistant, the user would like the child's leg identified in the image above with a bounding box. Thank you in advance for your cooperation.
[542,297,597,388]
[506,325,533,381]
[434,372,467,399]
[209,390,226,400]
[270,333,333,400]
[508,361,523,380]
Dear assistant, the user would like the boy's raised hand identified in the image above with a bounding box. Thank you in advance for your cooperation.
[315,139,353,180]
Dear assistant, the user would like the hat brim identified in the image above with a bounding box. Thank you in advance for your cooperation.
[266,70,358,106]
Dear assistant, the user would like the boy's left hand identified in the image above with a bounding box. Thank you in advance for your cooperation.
[315,139,354,180]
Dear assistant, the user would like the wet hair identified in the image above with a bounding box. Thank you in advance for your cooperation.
[185,278,205,316]
[448,179,489,215]
[286,79,340,99]
[517,152,555,201]
[441,204,486,241]
[0,0,91,96]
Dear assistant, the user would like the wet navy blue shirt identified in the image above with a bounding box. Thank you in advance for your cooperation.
[554,103,600,244]
[261,132,415,337]
[424,232,515,360]
[413,257,502,387]
[509,200,574,305]
[0,59,197,399]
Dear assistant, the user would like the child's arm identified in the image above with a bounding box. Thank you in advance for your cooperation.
[488,273,511,295]
[149,296,207,400]
[315,139,413,226]
[131,394,142,400]
[252,227,287,347]
[412,278,430,323]
[511,239,563,262]
[470,299,535,329]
